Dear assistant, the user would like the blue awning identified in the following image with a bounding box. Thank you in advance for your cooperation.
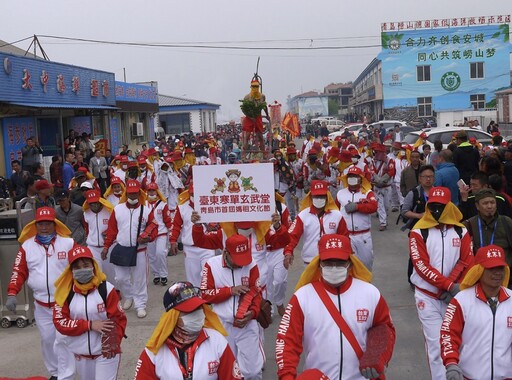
[6,102,119,110]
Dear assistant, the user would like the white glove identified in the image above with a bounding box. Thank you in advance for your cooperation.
[5,295,17,312]
[449,283,460,297]
[360,367,379,379]
[446,364,464,380]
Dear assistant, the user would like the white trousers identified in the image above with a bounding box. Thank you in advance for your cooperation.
[266,249,288,307]
[75,353,120,380]
[34,302,75,379]
[224,320,264,380]
[89,245,116,287]
[391,182,403,208]
[374,186,390,226]
[285,189,303,220]
[184,246,215,288]
[349,231,374,271]
[147,235,169,278]
[414,290,447,380]
[253,254,268,290]
[114,250,148,310]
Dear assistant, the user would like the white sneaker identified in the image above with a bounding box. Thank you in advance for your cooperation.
[137,308,147,318]
[122,299,133,311]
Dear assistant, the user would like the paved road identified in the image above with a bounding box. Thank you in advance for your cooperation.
[0,213,431,379]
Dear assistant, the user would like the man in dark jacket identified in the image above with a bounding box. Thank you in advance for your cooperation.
[452,130,480,185]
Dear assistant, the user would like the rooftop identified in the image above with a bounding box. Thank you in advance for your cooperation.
[158,94,220,108]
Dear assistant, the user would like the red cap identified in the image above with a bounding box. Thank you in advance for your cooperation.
[163,156,173,164]
[318,234,352,261]
[146,182,158,191]
[147,147,157,156]
[110,176,123,185]
[372,143,386,152]
[120,156,130,163]
[286,147,297,155]
[308,148,318,156]
[347,166,363,176]
[163,281,206,313]
[492,132,500,137]
[328,147,340,158]
[310,180,329,196]
[78,167,89,174]
[475,245,508,268]
[297,369,330,380]
[126,180,141,194]
[339,151,352,163]
[68,245,94,265]
[225,235,252,266]
[35,179,54,191]
[170,151,183,161]
[137,156,147,164]
[392,142,402,149]
[428,187,451,205]
[85,190,101,204]
[358,140,367,148]
[321,136,329,141]
[127,161,138,168]
[184,147,194,154]
[350,149,361,157]
[235,221,254,230]
[35,207,56,222]
[114,154,122,161]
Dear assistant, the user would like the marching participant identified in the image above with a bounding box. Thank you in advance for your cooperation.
[390,142,409,212]
[83,189,116,283]
[409,187,473,379]
[284,180,348,266]
[200,235,264,380]
[146,182,173,286]
[134,282,242,379]
[276,234,395,380]
[137,155,155,189]
[53,246,127,380]
[170,182,216,287]
[370,143,396,231]
[104,176,125,207]
[113,155,129,183]
[336,166,378,271]
[146,147,162,176]
[286,147,304,220]
[101,180,159,319]
[440,245,512,380]
[6,207,75,380]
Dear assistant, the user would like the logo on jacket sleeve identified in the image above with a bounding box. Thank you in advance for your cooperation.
[356,308,369,322]
[452,238,460,247]
[103,219,109,225]
[232,361,243,379]
[208,360,219,374]
[508,316,512,328]
[97,303,105,313]
[417,301,425,310]
[241,276,249,287]
[58,251,66,260]
[329,222,336,230]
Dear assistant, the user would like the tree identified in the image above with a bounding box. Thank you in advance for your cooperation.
[328,98,339,116]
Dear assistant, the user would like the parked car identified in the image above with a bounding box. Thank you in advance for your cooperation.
[325,119,345,132]
[402,127,492,150]
[328,123,365,139]
[369,120,408,130]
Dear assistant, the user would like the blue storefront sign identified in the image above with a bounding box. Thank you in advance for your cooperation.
[110,118,120,154]
[0,52,116,107]
[115,82,158,103]
[2,117,36,167]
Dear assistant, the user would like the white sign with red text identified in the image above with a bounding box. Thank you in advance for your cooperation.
[192,163,275,223]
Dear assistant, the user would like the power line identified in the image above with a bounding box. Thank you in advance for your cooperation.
[37,34,382,50]
[0,36,35,48]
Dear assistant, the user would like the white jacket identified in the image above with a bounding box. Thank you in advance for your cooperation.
[84,207,111,247]
[441,284,512,379]
[336,188,378,232]
[8,235,75,304]
[104,203,155,249]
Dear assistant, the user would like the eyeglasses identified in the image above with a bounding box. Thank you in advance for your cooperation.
[320,261,350,268]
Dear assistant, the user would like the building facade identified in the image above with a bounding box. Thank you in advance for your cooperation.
[350,58,384,123]
[157,94,220,135]
[323,83,353,118]
[288,91,329,120]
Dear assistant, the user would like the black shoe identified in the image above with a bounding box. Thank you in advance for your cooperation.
[160,277,168,286]
[177,242,184,251]
[153,277,161,285]
[49,376,58,380]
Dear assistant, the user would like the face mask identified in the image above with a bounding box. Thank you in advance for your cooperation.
[72,267,94,284]
[238,228,253,238]
[323,143,329,147]
[36,232,56,245]
[180,309,205,334]
[322,266,348,285]
[312,198,326,209]
[140,167,146,172]
[347,177,359,186]
[113,190,123,196]
[428,203,446,221]
[351,157,359,163]
[148,194,158,201]
[122,165,128,170]
[189,196,194,204]
[127,198,138,205]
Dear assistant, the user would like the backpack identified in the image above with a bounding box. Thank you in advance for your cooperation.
[66,280,108,305]
[419,225,463,242]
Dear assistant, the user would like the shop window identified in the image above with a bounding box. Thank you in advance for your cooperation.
[417,97,432,117]
[470,62,484,79]
[417,65,431,82]
[470,94,485,109]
